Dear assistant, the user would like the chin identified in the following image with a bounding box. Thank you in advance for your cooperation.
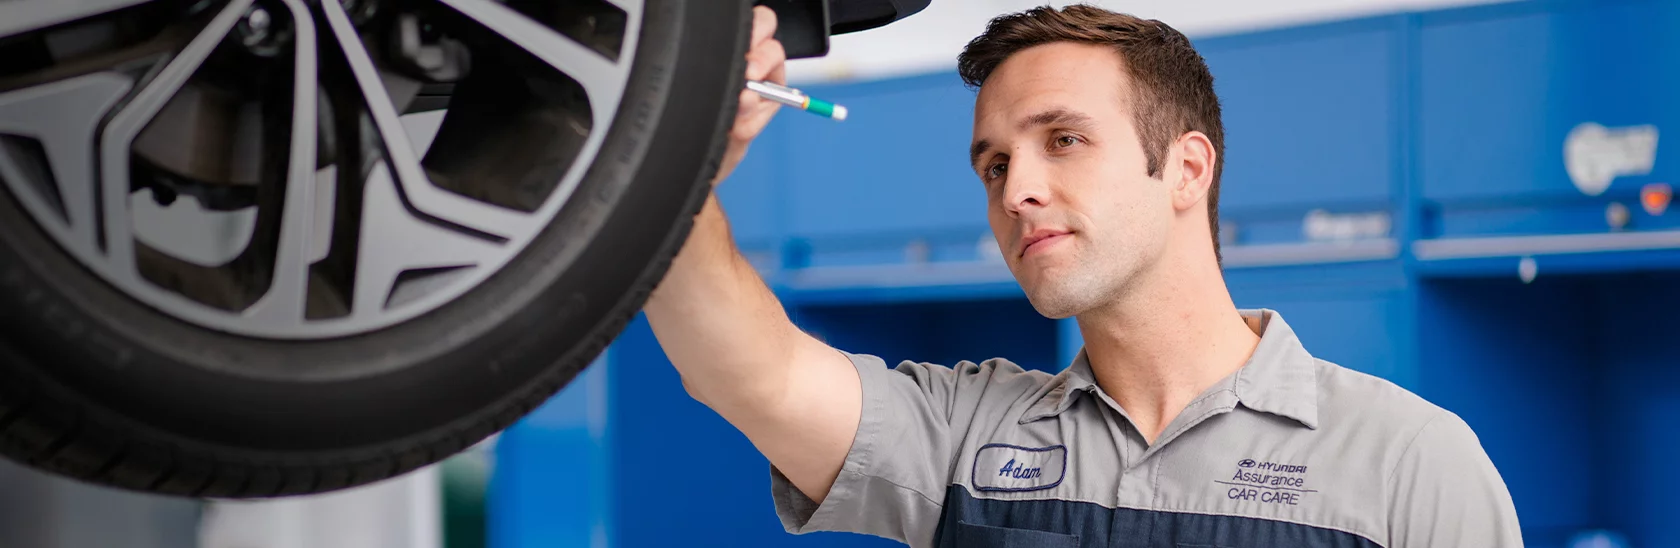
[1022,283,1091,320]
[1029,302,1080,320]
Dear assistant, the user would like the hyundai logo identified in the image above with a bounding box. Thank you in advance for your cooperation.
[1238,459,1256,468]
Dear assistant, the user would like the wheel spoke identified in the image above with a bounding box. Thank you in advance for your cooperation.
[351,162,505,317]
[0,0,155,36]
[242,0,318,326]
[318,0,536,240]
[0,73,133,261]
[433,0,632,130]
[3,0,646,339]
[99,0,254,281]
[594,0,642,14]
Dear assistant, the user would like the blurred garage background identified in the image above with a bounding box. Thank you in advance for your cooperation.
[4,0,1675,547]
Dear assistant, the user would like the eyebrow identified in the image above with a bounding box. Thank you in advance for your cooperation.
[969,139,993,173]
[969,107,1098,172]
[1019,107,1097,133]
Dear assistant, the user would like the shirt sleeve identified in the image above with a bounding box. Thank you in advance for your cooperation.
[769,350,1048,548]
[1386,410,1524,547]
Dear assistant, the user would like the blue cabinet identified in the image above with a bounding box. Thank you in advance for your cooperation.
[489,358,614,548]
[1198,20,1399,223]
[1593,276,1680,548]
[1417,0,1680,236]
[780,74,993,268]
[1411,0,1680,277]
[1415,273,1680,548]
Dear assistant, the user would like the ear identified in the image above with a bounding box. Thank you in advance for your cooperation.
[1169,131,1216,213]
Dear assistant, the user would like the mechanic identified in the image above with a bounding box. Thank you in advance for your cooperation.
[643,5,1523,547]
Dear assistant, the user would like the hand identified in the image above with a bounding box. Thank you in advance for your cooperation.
[713,6,787,187]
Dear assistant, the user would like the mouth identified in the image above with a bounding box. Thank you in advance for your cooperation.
[1020,231,1072,258]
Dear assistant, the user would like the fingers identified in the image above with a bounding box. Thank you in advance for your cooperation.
[750,6,778,49]
[737,37,785,127]
[765,42,788,87]
[714,6,787,186]
[732,88,762,141]
[746,22,787,84]
[737,6,787,143]
[732,87,779,141]
[734,88,779,142]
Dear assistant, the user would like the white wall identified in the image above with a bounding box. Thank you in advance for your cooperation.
[786,0,1520,84]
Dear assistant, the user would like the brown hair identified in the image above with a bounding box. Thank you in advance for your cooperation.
[958,5,1227,263]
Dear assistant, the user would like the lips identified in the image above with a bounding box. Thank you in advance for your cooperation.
[1020,229,1072,258]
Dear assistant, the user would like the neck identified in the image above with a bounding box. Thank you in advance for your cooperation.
[1076,236,1260,445]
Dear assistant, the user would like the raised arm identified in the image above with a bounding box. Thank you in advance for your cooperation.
[641,6,861,505]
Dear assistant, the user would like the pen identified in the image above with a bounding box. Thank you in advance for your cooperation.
[747,80,848,121]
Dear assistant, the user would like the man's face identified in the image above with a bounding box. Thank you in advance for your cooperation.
[971,42,1173,319]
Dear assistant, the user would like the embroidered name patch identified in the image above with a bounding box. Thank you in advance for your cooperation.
[972,443,1067,492]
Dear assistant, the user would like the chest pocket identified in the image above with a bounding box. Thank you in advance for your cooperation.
[949,521,1080,548]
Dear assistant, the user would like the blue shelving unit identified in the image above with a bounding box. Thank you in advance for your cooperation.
[492,0,1680,546]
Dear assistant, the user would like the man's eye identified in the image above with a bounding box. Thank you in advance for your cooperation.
[987,163,1007,179]
[1055,135,1080,148]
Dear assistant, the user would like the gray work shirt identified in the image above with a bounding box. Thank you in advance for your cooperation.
[770,309,1523,547]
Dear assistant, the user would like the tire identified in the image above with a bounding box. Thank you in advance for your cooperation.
[0,0,749,497]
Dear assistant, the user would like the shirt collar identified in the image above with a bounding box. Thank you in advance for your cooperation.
[1019,348,1100,424]
[1020,309,1320,429]
[1229,309,1320,429]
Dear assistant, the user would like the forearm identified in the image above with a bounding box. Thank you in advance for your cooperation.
[645,193,861,502]
[645,193,804,414]
[642,9,859,502]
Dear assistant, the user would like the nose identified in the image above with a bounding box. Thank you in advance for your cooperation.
[1001,152,1051,217]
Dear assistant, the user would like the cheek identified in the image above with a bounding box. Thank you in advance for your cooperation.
[1073,162,1148,210]
[1091,177,1172,236]
[984,193,1004,222]
[987,208,1013,247]
[1119,184,1173,227]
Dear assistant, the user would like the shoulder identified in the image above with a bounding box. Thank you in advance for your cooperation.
[1314,358,1446,431]
[1311,365,1525,542]
[1310,358,1491,469]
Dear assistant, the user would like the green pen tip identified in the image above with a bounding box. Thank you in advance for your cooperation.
[807,98,847,121]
